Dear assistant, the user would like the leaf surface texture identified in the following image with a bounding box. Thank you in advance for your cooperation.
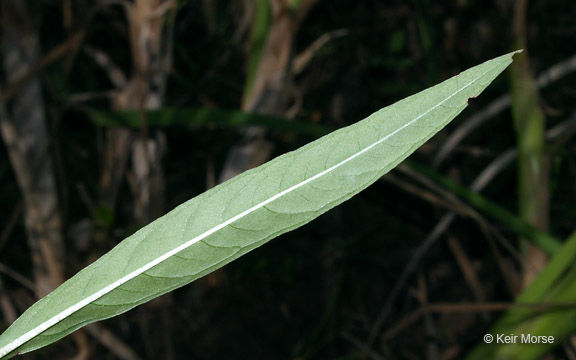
[0,52,516,358]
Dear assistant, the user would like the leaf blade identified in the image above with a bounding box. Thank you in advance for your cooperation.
[0,51,517,359]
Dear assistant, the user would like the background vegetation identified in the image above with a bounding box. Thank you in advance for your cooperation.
[0,0,575,359]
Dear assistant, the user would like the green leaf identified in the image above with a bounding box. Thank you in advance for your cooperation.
[0,52,517,359]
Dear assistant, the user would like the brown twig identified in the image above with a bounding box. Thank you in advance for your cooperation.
[0,262,39,293]
[85,324,142,360]
[341,332,386,360]
[1,32,85,102]
[418,274,440,360]
[447,236,487,308]
[0,201,23,253]
[84,46,127,88]
[293,28,349,74]
[384,173,464,213]
[0,278,17,324]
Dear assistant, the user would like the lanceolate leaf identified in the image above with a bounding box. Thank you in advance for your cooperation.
[0,52,517,358]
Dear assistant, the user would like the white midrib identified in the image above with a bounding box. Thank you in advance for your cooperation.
[0,69,488,358]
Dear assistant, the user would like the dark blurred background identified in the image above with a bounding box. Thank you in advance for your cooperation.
[1,0,575,359]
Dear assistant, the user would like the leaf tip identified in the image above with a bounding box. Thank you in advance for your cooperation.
[511,49,524,58]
